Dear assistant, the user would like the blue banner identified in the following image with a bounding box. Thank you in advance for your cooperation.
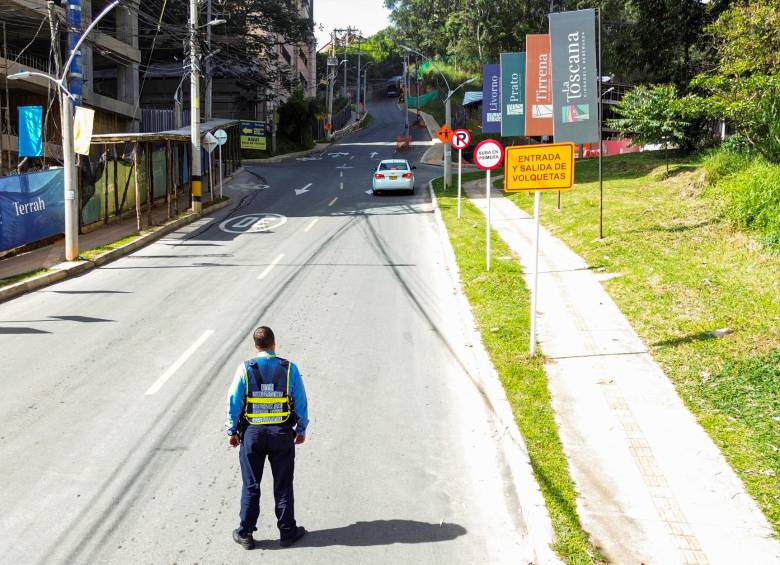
[500,53,526,137]
[18,106,43,158]
[0,169,64,252]
[482,64,502,134]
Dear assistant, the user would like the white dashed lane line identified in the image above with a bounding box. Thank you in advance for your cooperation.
[303,218,319,233]
[328,197,338,207]
[257,253,285,280]
[145,330,215,395]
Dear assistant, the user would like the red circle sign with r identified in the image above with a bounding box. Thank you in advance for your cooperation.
[451,129,471,150]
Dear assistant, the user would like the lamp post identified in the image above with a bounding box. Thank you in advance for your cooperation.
[12,0,119,261]
[361,62,374,115]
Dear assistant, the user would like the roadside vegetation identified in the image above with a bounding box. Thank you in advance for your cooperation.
[432,175,605,564]
[500,150,780,533]
[0,268,50,290]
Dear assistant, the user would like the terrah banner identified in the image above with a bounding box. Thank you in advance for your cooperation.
[0,169,64,253]
[482,64,502,134]
[500,53,525,137]
[549,9,599,144]
[525,34,553,136]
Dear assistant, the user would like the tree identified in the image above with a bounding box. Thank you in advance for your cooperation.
[608,84,691,171]
[691,0,780,162]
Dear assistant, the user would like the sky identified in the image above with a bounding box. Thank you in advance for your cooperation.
[314,0,392,49]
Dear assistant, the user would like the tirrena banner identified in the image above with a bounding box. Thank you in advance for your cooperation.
[0,169,64,253]
[500,53,525,137]
[481,64,502,134]
[525,34,553,137]
[549,9,599,144]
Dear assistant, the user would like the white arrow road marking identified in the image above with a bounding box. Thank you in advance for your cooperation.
[350,155,354,160]
[258,253,285,280]
[327,152,350,158]
[145,330,215,395]
[365,189,373,195]
[328,197,338,207]
[340,182,344,190]
[304,218,319,232]
[296,156,323,161]
[295,183,312,196]
[231,183,269,191]
[370,152,379,158]
[336,165,353,170]
[340,170,343,178]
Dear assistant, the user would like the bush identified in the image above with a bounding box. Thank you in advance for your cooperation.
[711,156,780,250]
[702,139,753,184]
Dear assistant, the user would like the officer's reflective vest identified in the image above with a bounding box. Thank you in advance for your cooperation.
[243,356,293,426]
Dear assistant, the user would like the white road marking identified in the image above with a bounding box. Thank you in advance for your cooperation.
[219,213,287,234]
[340,170,343,178]
[145,330,215,395]
[365,189,373,195]
[258,253,285,280]
[303,218,319,232]
[370,151,379,158]
[295,183,312,196]
[340,182,343,190]
[328,197,338,207]
[336,165,353,170]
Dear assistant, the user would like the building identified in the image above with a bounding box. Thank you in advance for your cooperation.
[0,0,140,171]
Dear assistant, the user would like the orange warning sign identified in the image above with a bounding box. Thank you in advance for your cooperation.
[437,125,453,144]
[324,123,333,131]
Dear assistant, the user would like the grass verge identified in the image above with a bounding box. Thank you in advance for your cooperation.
[502,150,780,533]
[81,233,143,262]
[432,176,604,564]
[0,268,51,289]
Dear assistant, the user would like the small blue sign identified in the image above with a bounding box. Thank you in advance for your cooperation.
[19,106,43,158]
[482,64,502,134]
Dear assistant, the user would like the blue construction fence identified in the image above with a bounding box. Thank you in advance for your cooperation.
[0,169,64,253]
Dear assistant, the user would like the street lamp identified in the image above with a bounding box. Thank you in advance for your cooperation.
[361,62,374,115]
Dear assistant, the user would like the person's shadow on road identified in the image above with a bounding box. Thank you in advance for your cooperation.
[255,519,467,549]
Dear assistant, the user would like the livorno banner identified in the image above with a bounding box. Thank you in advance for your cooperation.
[549,9,599,144]
[481,64,502,134]
[525,34,553,137]
[500,52,525,137]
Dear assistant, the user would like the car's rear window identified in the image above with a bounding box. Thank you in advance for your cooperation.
[379,161,409,171]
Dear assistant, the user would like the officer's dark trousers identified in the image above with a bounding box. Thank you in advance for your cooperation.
[238,426,297,539]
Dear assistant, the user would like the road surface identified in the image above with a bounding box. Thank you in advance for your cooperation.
[0,98,530,564]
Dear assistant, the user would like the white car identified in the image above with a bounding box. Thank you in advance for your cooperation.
[372,159,416,195]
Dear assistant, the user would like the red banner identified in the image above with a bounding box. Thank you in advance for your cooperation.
[525,34,553,137]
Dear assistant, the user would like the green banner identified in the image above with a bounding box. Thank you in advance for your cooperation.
[500,52,525,137]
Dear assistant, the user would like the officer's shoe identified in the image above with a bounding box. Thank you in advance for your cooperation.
[232,528,255,550]
[280,526,306,548]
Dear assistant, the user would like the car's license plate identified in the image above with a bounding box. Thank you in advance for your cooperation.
[390,176,397,180]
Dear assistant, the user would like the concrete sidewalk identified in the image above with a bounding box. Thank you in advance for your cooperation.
[462,180,780,565]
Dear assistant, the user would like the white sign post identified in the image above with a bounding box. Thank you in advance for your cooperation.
[203,132,219,200]
[451,128,471,219]
[472,139,504,271]
[214,129,228,199]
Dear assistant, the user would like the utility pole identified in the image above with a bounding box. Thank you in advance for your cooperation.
[403,54,409,133]
[326,30,337,141]
[356,36,362,115]
[343,35,348,99]
[64,0,82,259]
[190,0,202,213]
[205,0,212,120]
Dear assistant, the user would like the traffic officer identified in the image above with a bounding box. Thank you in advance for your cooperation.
[226,326,309,550]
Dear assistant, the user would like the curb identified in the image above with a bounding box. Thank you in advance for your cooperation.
[0,198,231,305]
[427,179,562,565]
[243,143,331,165]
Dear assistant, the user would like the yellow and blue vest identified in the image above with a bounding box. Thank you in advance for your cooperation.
[243,356,293,427]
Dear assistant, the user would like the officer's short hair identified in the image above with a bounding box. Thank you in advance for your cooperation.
[253,326,275,349]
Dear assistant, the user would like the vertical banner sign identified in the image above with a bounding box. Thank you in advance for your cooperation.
[18,106,43,158]
[549,9,599,144]
[481,64,502,134]
[500,53,525,137]
[525,34,554,136]
[73,107,95,156]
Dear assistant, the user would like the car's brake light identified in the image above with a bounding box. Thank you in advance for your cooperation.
[402,172,413,179]
[374,173,385,179]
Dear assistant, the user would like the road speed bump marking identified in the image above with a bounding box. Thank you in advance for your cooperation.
[218,213,287,234]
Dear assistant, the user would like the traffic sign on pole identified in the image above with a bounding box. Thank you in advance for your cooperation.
[213,129,228,199]
[473,139,504,271]
[503,142,575,192]
[451,129,471,219]
[436,125,453,144]
[203,131,218,154]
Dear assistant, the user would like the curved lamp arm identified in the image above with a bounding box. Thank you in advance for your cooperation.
[9,71,75,100]
[61,0,120,83]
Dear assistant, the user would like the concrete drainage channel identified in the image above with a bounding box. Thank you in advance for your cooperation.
[0,199,231,305]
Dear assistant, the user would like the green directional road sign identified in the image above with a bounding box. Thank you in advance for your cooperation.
[240,121,267,150]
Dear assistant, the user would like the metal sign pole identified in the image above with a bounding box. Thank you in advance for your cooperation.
[530,190,541,356]
[219,143,223,199]
[486,168,491,271]
[457,148,462,219]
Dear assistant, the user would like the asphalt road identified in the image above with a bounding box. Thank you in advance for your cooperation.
[0,98,530,564]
